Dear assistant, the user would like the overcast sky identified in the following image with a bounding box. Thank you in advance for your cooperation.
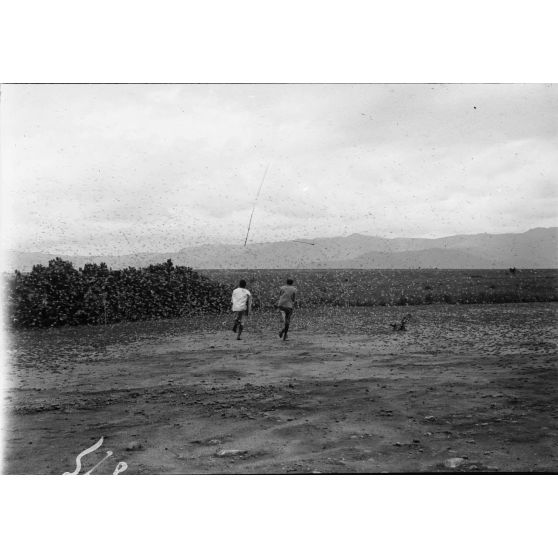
[1,84,557,255]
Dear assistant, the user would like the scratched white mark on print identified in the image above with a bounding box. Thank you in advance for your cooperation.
[63,437,128,475]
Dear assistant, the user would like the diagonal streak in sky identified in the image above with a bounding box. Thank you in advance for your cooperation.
[244,163,270,246]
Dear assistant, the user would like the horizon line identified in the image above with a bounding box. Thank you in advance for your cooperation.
[5,226,555,259]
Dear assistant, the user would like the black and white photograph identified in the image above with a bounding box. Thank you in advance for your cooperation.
[1,83,556,475]
[1,2,557,556]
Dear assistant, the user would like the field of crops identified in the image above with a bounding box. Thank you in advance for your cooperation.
[202,268,558,309]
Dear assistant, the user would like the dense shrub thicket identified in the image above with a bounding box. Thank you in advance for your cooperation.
[7,258,231,328]
[6,262,558,329]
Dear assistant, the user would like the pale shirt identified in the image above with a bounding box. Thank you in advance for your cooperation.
[278,285,297,309]
[231,287,251,311]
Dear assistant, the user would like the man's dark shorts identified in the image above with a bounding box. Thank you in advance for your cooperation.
[278,306,293,320]
[234,310,247,324]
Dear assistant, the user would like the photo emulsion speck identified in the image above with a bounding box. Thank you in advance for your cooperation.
[1,83,557,474]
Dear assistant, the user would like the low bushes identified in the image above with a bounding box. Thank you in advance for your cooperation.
[7,258,230,328]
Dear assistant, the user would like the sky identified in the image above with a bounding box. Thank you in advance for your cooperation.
[1,83,557,256]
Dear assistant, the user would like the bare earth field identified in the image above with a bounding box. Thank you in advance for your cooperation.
[3,303,557,474]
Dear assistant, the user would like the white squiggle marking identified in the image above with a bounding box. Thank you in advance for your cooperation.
[63,437,104,475]
[113,462,128,475]
[85,451,113,475]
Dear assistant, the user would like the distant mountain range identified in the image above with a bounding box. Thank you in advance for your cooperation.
[4,228,558,271]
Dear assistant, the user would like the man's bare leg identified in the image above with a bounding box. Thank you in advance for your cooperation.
[233,312,241,332]
[282,314,290,341]
[279,310,286,338]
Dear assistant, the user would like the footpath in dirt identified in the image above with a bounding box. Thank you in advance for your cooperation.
[3,304,557,474]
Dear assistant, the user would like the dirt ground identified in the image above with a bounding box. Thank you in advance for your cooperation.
[3,303,557,474]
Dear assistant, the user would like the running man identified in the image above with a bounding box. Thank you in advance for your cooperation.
[278,278,297,341]
[231,279,252,340]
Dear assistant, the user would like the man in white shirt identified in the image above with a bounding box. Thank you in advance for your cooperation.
[231,279,252,340]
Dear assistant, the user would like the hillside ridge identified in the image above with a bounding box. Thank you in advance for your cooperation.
[5,227,557,271]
